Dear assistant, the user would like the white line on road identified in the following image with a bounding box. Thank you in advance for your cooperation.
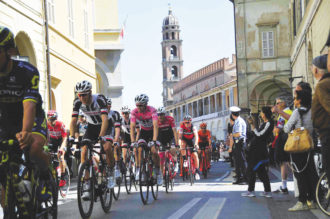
[167,198,202,219]
[215,171,230,182]
[192,198,226,219]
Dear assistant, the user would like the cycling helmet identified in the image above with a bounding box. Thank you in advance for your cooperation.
[75,80,92,93]
[200,122,207,129]
[135,94,149,105]
[183,114,192,122]
[157,107,166,114]
[47,110,57,119]
[0,26,16,49]
[106,97,112,106]
[121,106,131,113]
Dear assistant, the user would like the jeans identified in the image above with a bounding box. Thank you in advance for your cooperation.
[233,139,247,179]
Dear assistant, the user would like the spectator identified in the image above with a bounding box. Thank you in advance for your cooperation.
[326,30,330,72]
[227,118,235,168]
[311,54,330,194]
[272,95,293,194]
[230,106,247,184]
[284,89,318,211]
[242,107,274,198]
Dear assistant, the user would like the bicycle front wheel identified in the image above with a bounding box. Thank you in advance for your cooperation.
[202,155,207,179]
[151,163,158,200]
[139,160,149,205]
[77,161,94,219]
[59,166,71,199]
[100,165,112,213]
[188,157,194,186]
[165,160,170,193]
[316,172,330,216]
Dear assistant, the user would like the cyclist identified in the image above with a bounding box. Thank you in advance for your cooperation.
[197,122,212,171]
[178,115,200,180]
[130,94,162,185]
[0,26,50,204]
[105,97,122,179]
[157,107,179,183]
[47,110,68,187]
[69,80,114,200]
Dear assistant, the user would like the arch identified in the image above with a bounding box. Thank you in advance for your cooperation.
[170,45,177,57]
[15,31,37,67]
[95,57,110,95]
[171,66,178,78]
[51,89,56,110]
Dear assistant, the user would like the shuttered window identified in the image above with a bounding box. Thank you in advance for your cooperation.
[262,31,274,58]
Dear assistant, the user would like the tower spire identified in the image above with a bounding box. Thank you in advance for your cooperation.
[168,3,172,14]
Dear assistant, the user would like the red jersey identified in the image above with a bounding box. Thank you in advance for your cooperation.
[48,121,67,139]
[158,116,175,130]
[179,123,196,140]
[198,130,211,143]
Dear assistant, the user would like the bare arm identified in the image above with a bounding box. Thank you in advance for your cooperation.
[99,114,108,137]
[172,127,178,145]
[152,119,159,141]
[70,117,78,137]
[130,121,136,143]
[17,101,37,148]
[114,127,121,142]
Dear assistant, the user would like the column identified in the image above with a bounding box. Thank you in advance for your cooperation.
[192,102,194,117]
[222,92,226,111]
[180,105,183,121]
[197,100,199,117]
[214,94,218,112]
[208,96,211,114]
[202,98,205,115]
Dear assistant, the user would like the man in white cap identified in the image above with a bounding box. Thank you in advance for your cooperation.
[230,106,247,184]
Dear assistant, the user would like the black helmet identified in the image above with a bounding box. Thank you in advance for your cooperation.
[0,26,16,49]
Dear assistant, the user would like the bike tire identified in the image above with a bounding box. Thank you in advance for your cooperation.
[100,165,112,213]
[77,161,94,219]
[4,180,19,219]
[165,160,170,193]
[125,156,133,194]
[112,170,121,201]
[151,162,158,200]
[139,159,149,205]
[188,157,194,186]
[202,155,207,179]
[59,166,71,199]
[316,172,330,216]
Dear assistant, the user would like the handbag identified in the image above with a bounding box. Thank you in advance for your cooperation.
[284,111,314,153]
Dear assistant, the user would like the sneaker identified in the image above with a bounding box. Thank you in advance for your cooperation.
[59,179,66,187]
[273,186,288,194]
[288,201,309,211]
[107,176,115,189]
[306,200,317,209]
[157,175,163,186]
[135,168,140,181]
[259,192,272,198]
[81,183,91,201]
[195,172,200,180]
[115,167,121,179]
[241,191,256,197]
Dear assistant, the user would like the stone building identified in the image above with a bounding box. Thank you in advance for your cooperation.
[230,0,292,113]
[167,56,238,140]
[290,0,330,90]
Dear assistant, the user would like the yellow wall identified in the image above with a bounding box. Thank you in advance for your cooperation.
[94,0,119,29]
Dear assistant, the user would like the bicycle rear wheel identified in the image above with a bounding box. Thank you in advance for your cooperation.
[139,159,149,205]
[202,154,207,179]
[165,160,170,193]
[100,165,112,213]
[59,166,71,198]
[112,171,121,201]
[151,163,158,200]
[125,155,135,194]
[77,161,94,219]
[188,157,194,186]
[316,172,330,216]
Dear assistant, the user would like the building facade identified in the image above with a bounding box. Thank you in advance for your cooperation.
[161,8,183,107]
[167,56,238,140]
[230,0,292,113]
[94,0,124,111]
[290,0,330,90]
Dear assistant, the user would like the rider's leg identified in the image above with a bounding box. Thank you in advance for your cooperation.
[151,145,160,170]
[159,151,165,175]
[29,134,49,175]
[192,152,199,170]
[206,148,211,168]
[103,141,115,169]
[57,151,66,174]
[137,146,143,168]
[197,149,202,170]
[169,148,178,163]
[122,146,127,164]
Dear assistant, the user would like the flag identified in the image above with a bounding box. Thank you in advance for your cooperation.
[120,15,128,39]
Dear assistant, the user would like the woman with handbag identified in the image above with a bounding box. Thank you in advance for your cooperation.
[284,89,319,211]
[241,107,274,198]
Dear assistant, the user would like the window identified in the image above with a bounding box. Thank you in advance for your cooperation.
[172,32,175,40]
[47,0,55,24]
[171,66,178,79]
[166,33,169,40]
[262,31,274,58]
[68,0,74,37]
[84,9,89,48]
[170,45,177,57]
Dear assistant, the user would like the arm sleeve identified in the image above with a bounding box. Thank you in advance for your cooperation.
[23,65,41,104]
[72,98,82,117]
[284,110,299,133]
[97,95,108,115]
[253,122,271,137]
[233,121,242,134]
[130,111,136,123]
[317,82,330,114]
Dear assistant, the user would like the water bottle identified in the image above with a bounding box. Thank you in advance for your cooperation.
[18,180,32,202]
[98,172,102,184]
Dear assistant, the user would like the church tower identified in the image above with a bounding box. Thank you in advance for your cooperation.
[161,7,183,107]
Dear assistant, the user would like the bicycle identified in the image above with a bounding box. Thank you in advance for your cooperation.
[77,139,112,219]
[199,147,208,179]
[161,144,178,193]
[180,146,196,186]
[122,143,137,194]
[0,139,58,218]
[112,142,125,201]
[138,139,158,205]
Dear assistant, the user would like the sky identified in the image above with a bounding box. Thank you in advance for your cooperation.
[118,0,235,109]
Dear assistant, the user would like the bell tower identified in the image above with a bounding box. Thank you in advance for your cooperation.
[161,7,183,107]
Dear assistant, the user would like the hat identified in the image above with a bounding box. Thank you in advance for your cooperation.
[312,54,328,70]
[229,106,241,112]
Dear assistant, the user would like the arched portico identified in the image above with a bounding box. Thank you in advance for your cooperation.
[15,31,37,67]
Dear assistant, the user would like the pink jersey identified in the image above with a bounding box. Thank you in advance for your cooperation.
[130,106,158,131]
[158,116,175,130]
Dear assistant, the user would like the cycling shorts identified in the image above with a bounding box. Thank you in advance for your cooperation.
[139,129,153,143]
[49,137,63,152]
[121,132,131,146]
[83,123,101,142]
[198,142,209,150]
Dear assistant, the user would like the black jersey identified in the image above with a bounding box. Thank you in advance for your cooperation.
[72,94,108,125]
[107,110,121,136]
[0,60,45,127]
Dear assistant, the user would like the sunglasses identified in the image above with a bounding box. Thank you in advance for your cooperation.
[157,113,165,116]
[78,93,90,97]
[136,105,145,108]
[123,112,129,115]
[184,121,191,124]
[276,102,283,105]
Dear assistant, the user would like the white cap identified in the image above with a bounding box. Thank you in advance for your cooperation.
[229,106,241,112]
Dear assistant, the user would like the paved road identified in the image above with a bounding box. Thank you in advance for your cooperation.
[1,161,328,218]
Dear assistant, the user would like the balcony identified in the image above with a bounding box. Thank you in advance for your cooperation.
[191,110,230,123]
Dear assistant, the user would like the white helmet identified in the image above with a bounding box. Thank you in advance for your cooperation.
[183,114,192,121]
[106,97,112,106]
[75,80,92,93]
[157,107,166,114]
[121,106,131,113]
[135,94,149,105]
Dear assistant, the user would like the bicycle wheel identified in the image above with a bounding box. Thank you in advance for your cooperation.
[165,159,170,193]
[77,161,94,219]
[59,166,70,198]
[139,159,149,205]
[202,154,207,179]
[316,172,330,216]
[100,165,112,213]
[125,155,133,194]
[4,177,21,219]
[151,163,158,200]
[112,169,121,201]
[188,157,194,186]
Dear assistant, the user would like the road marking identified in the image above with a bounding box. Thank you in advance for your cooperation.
[193,198,226,219]
[167,198,202,219]
[215,171,230,182]
[269,167,281,180]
